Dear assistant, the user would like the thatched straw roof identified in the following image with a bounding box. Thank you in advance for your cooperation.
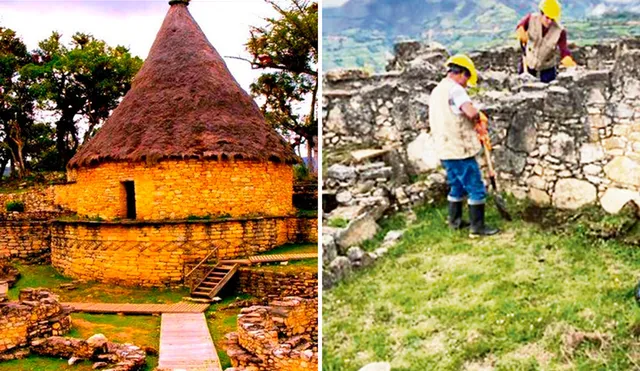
[68,1,298,168]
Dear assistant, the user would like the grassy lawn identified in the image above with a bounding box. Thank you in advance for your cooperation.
[8,263,188,303]
[323,201,640,370]
[262,243,318,255]
[0,313,160,371]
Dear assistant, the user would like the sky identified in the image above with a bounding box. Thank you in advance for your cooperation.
[0,0,280,92]
[322,0,348,7]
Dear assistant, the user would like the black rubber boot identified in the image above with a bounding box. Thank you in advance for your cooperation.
[469,203,499,237]
[448,201,469,230]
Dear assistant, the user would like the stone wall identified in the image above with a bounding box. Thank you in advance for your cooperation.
[225,297,318,371]
[50,216,317,286]
[237,267,317,299]
[0,187,60,214]
[56,159,294,221]
[0,221,51,262]
[323,37,640,212]
[0,289,72,359]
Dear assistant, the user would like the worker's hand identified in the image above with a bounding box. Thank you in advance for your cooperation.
[516,26,528,45]
[560,56,577,68]
[475,111,488,135]
[475,111,491,149]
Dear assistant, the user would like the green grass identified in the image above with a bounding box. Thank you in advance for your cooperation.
[262,243,318,255]
[327,217,349,228]
[323,202,640,370]
[205,294,255,369]
[0,313,160,371]
[8,263,188,303]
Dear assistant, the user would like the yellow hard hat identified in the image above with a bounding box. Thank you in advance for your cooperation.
[446,54,478,87]
[539,0,561,22]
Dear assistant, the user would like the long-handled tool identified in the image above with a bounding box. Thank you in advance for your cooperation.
[481,140,512,221]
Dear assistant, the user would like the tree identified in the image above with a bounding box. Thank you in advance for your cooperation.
[243,0,318,172]
[0,27,34,179]
[27,32,143,169]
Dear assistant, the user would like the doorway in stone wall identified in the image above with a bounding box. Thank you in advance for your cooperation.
[122,181,136,219]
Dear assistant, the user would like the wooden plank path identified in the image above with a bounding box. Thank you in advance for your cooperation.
[62,302,209,315]
[221,252,318,265]
[248,252,317,264]
[159,313,221,371]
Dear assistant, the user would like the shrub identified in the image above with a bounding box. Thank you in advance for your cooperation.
[6,201,25,212]
[293,163,311,181]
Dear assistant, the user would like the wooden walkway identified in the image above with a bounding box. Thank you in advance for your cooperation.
[63,302,209,315]
[159,313,221,371]
[221,252,318,265]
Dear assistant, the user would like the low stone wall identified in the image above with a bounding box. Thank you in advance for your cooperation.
[237,267,317,299]
[225,297,318,371]
[0,221,51,262]
[0,187,60,214]
[51,216,317,287]
[0,289,72,359]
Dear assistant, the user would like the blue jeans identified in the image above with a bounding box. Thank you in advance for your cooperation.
[441,157,487,205]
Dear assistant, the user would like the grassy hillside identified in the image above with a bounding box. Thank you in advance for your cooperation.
[323,0,640,71]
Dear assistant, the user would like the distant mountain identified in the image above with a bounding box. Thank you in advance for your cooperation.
[323,0,640,71]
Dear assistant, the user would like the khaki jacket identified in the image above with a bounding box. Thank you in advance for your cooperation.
[429,78,481,160]
[525,14,563,71]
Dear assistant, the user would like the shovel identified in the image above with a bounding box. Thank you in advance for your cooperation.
[481,140,512,221]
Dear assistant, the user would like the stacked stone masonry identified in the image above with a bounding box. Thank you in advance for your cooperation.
[0,187,61,215]
[0,289,72,359]
[323,37,640,212]
[0,221,50,261]
[56,159,294,220]
[51,217,317,286]
[237,267,317,299]
[225,297,318,371]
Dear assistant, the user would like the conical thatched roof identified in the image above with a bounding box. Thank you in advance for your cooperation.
[68,1,298,168]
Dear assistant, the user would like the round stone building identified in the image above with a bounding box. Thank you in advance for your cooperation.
[61,0,297,221]
[50,0,313,287]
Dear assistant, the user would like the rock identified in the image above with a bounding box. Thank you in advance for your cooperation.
[361,252,377,267]
[347,246,365,262]
[604,156,640,186]
[354,180,376,194]
[335,215,379,251]
[350,148,390,162]
[600,188,640,214]
[394,187,410,205]
[327,164,356,181]
[374,247,389,257]
[328,205,366,221]
[329,257,352,282]
[529,188,551,206]
[552,179,597,209]
[92,362,109,369]
[494,148,527,175]
[360,166,393,180]
[550,132,577,163]
[406,132,440,172]
[583,164,602,175]
[526,176,546,190]
[322,234,337,265]
[322,269,336,289]
[68,357,82,366]
[359,362,391,371]
[580,143,604,164]
[86,334,108,349]
[382,230,404,246]
[336,190,353,204]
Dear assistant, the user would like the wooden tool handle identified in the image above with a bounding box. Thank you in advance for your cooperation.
[482,142,499,192]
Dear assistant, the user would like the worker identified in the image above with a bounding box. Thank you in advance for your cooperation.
[516,0,577,83]
[429,54,499,237]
